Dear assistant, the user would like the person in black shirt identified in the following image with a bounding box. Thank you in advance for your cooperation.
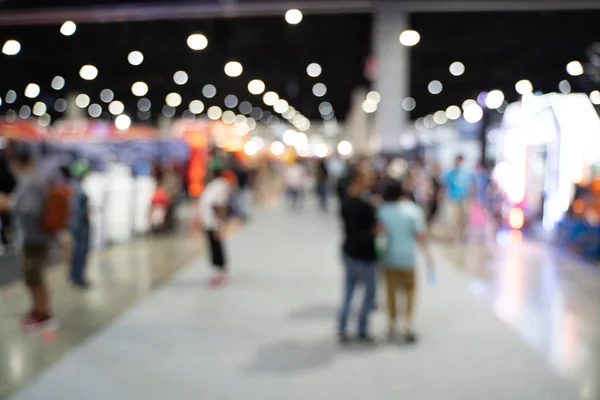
[427,163,443,229]
[338,164,378,343]
[0,149,16,252]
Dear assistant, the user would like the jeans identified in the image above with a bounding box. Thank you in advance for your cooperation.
[338,253,377,337]
[70,225,90,284]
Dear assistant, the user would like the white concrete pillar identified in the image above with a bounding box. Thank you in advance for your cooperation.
[345,87,371,156]
[157,115,172,138]
[65,92,84,120]
[374,6,410,153]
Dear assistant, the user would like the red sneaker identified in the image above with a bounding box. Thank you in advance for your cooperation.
[20,313,57,332]
[209,274,227,287]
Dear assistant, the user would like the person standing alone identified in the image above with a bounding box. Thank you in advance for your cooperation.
[444,155,473,241]
[68,160,91,289]
[338,165,378,343]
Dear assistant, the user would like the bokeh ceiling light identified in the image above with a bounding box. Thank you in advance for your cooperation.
[109,100,125,115]
[462,99,477,110]
[224,61,243,77]
[51,76,65,90]
[285,9,303,25]
[402,97,416,111]
[248,79,266,95]
[399,30,420,46]
[173,70,189,85]
[224,94,239,109]
[566,61,584,77]
[54,98,67,112]
[100,89,114,103]
[307,63,322,78]
[312,83,327,97]
[187,33,208,50]
[166,92,182,107]
[88,103,102,118]
[319,101,333,115]
[558,80,572,94]
[362,99,377,113]
[222,110,236,124]
[446,105,461,120]
[433,110,448,124]
[270,141,285,156]
[464,103,484,123]
[515,79,533,95]
[485,90,505,109]
[428,80,443,95]
[131,81,149,97]
[449,61,465,76]
[79,64,98,80]
[337,140,353,156]
[189,100,204,114]
[239,101,253,115]
[75,93,90,108]
[24,83,40,99]
[207,106,223,120]
[19,105,31,119]
[60,21,77,36]
[6,90,16,103]
[263,91,279,106]
[38,114,51,127]
[138,98,151,112]
[202,84,216,98]
[32,102,47,117]
[590,90,600,105]
[274,99,289,114]
[366,91,381,104]
[128,51,144,66]
[2,40,21,55]
[115,114,131,131]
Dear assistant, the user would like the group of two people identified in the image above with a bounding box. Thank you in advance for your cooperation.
[338,162,433,343]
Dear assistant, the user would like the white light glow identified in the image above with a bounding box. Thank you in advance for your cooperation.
[307,63,322,78]
[270,141,285,156]
[2,40,20,56]
[312,83,327,97]
[38,114,51,127]
[285,9,303,25]
[485,90,505,109]
[248,79,265,95]
[207,106,223,120]
[32,102,46,117]
[515,79,533,95]
[60,21,77,36]
[558,80,572,94]
[263,91,279,106]
[128,51,144,66]
[464,103,483,123]
[244,141,259,156]
[173,70,188,85]
[189,100,204,114]
[115,114,131,131]
[138,98,151,112]
[24,83,40,99]
[362,99,377,113]
[19,105,30,119]
[54,98,67,112]
[446,105,461,120]
[282,129,297,146]
[79,65,98,80]
[274,99,289,114]
[449,61,465,76]
[100,89,114,103]
[337,140,353,156]
[566,61,584,77]
[366,91,380,104]
[433,110,448,124]
[590,90,600,105]
[166,92,182,108]
[224,94,238,109]
[51,76,65,90]
[402,97,416,111]
[187,33,208,50]
[109,100,125,115]
[88,103,102,118]
[314,143,329,158]
[224,61,243,77]
[222,110,235,124]
[202,84,216,98]
[319,101,333,115]
[131,81,148,97]
[5,90,16,103]
[428,80,443,95]
[75,93,90,108]
[399,30,420,47]
[239,101,252,115]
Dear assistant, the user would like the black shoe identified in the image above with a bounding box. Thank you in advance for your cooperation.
[357,334,377,345]
[338,332,350,344]
[72,281,91,290]
[405,331,418,344]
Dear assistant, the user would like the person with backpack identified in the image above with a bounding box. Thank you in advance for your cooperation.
[68,160,91,289]
[0,144,56,330]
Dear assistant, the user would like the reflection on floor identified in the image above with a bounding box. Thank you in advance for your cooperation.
[4,201,587,400]
[0,227,204,398]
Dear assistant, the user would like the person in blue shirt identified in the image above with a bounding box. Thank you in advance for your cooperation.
[377,180,432,343]
[444,155,473,241]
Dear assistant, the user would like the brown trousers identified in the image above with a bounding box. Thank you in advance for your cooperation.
[384,268,416,321]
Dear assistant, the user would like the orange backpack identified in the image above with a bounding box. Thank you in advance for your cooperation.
[41,184,72,234]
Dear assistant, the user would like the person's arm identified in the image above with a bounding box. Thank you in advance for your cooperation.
[414,208,433,267]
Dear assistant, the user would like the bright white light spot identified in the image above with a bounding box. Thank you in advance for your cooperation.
[5,90,16,103]
[88,103,102,118]
[399,30,420,46]
[282,129,297,146]
[207,106,223,120]
[366,91,380,104]
[244,141,259,156]
[115,114,131,131]
[312,83,327,97]
[2,40,20,56]
[402,97,416,111]
[75,93,90,108]
[173,70,188,85]
[222,110,235,124]
[428,80,443,95]
[109,100,125,115]
[128,51,144,66]
[131,81,148,97]
[485,90,505,109]
[337,140,353,156]
[362,99,377,113]
[60,21,77,36]
[274,99,289,114]
[464,103,483,123]
[515,79,533,95]
[314,144,329,158]
[189,100,204,114]
[187,33,208,50]
[166,92,182,108]
[100,89,114,103]
[248,79,265,95]
[54,98,67,112]
[235,114,247,125]
[307,63,322,78]
[202,84,216,98]
[433,110,448,124]
[449,62,465,76]
[51,76,65,90]
[446,105,461,120]
[285,9,303,25]
[247,117,257,131]
[138,98,151,112]
[224,61,243,77]
[319,101,333,115]
[566,61,584,77]
[79,65,98,81]
[270,141,285,156]
[424,115,436,128]
[263,91,279,106]
[32,102,47,117]
[590,90,600,105]
[224,94,238,109]
[239,101,252,115]
[38,114,51,127]
[24,83,40,99]
[19,105,31,119]
[462,99,477,110]
[558,80,572,94]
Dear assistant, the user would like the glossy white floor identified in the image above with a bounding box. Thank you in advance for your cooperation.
[7,201,591,400]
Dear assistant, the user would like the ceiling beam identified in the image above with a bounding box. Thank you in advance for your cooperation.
[2,0,600,25]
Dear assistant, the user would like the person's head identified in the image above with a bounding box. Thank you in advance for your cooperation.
[455,154,464,168]
[59,165,71,180]
[382,179,405,202]
[347,163,373,194]
[9,143,35,175]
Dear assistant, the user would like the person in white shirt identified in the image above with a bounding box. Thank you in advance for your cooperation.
[200,169,236,286]
[284,160,307,210]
